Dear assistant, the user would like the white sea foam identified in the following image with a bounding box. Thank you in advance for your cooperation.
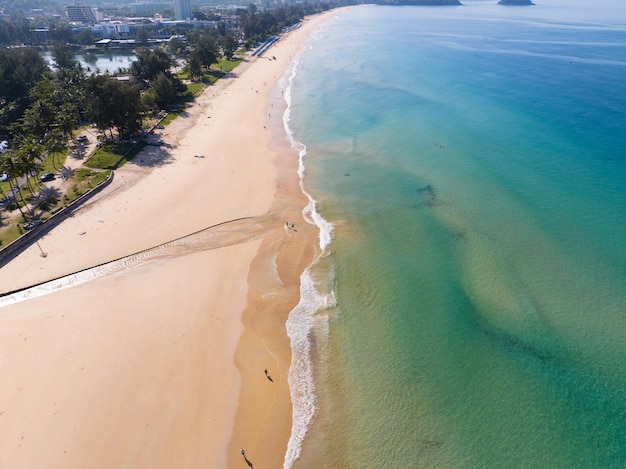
[284,267,336,469]
[283,59,334,252]
[282,52,336,469]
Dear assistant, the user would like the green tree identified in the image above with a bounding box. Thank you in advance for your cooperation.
[51,41,76,70]
[76,29,95,46]
[15,68,84,145]
[130,47,174,86]
[186,53,202,80]
[167,36,186,56]
[84,75,143,139]
[0,47,48,130]
[2,150,29,217]
[141,88,158,114]
[221,32,239,60]
[188,31,219,72]
[15,137,43,197]
[151,73,176,108]
[136,28,150,45]
[2,145,39,218]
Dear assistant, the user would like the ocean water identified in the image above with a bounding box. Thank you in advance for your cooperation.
[283,2,626,468]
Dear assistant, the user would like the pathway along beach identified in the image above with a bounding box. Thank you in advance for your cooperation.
[0,11,336,468]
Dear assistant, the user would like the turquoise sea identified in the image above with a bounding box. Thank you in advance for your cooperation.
[282,1,626,467]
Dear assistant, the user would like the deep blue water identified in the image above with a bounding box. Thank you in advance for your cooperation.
[284,2,626,467]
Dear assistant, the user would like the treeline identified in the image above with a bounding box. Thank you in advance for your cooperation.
[0,44,185,141]
[237,2,339,46]
[1,0,348,149]
[0,0,66,16]
[0,15,77,46]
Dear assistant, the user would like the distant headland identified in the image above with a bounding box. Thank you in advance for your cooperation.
[381,0,461,5]
[498,0,535,5]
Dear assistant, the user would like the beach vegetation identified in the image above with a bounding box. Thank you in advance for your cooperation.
[50,41,77,71]
[159,111,181,127]
[83,75,143,141]
[130,47,175,87]
[67,168,111,198]
[0,47,48,136]
[167,37,187,57]
[216,58,242,74]
[186,54,203,81]
[0,222,23,246]
[85,145,122,169]
[221,32,240,60]
[186,83,205,96]
[85,142,146,169]
[237,3,319,46]
[145,72,185,110]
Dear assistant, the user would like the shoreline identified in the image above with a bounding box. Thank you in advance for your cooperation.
[0,9,340,468]
[227,11,340,467]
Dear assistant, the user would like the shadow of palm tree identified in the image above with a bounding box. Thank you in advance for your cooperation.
[71,145,88,160]
[60,166,75,181]
[31,187,62,211]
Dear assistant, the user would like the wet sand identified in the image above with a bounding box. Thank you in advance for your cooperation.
[0,10,337,468]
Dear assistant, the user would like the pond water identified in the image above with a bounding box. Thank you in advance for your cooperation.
[42,49,137,74]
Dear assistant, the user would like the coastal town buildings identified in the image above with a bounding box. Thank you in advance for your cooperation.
[174,0,192,20]
[65,2,101,23]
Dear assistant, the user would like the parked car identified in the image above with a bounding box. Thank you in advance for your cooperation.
[23,220,42,230]
[40,172,55,182]
[76,135,88,143]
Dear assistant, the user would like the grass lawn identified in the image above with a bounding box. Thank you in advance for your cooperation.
[64,168,111,202]
[217,58,241,73]
[0,180,11,199]
[41,151,67,174]
[85,142,146,169]
[0,222,24,247]
[187,82,204,95]
[205,70,225,84]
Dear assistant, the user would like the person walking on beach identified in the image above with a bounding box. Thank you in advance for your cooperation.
[241,448,245,456]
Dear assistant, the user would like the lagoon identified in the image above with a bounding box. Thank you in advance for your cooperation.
[42,49,136,73]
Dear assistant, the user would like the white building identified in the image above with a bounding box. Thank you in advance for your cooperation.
[91,22,130,39]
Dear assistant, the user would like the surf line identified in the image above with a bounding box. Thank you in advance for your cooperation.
[0,215,277,305]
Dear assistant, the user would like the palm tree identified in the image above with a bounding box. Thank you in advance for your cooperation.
[4,151,30,219]
[47,131,67,170]
[13,140,43,215]
[0,152,10,207]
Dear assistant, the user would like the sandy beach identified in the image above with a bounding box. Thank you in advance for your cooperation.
[0,10,335,468]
